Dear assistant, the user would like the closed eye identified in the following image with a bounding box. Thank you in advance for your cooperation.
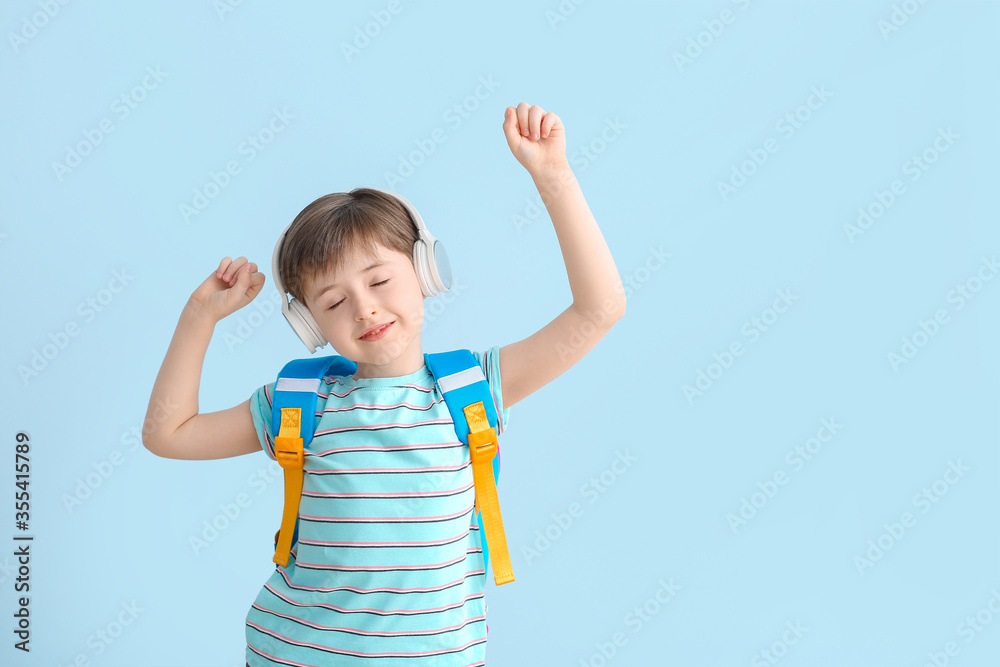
[328,279,390,310]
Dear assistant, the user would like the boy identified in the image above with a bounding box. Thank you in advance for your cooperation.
[142,103,626,665]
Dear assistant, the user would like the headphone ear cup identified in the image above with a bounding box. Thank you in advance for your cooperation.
[412,238,437,298]
[287,298,328,351]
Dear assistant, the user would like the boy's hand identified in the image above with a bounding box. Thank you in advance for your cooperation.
[502,103,568,176]
[188,256,265,323]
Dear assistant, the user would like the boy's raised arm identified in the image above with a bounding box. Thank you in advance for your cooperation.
[497,104,627,409]
[142,256,267,460]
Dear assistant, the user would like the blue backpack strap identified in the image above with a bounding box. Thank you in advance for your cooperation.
[424,350,503,579]
[270,354,357,567]
[271,355,357,442]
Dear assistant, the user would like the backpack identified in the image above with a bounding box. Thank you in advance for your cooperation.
[268,349,514,586]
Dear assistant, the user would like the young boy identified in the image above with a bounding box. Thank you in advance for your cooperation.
[142,103,626,666]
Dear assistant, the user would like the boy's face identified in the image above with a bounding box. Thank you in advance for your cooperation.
[302,244,425,378]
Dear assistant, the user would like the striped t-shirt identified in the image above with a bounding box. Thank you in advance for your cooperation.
[245,346,510,667]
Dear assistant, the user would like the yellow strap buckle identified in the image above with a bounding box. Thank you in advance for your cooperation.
[468,428,497,464]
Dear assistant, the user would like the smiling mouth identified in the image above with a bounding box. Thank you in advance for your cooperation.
[359,321,394,340]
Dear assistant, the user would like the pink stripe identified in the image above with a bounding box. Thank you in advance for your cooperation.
[310,461,469,475]
[247,621,485,658]
[276,567,484,594]
[322,396,444,413]
[312,440,459,456]
[299,528,470,548]
[264,582,484,616]
[260,385,275,457]
[299,504,473,523]
[314,417,454,437]
[303,481,474,498]
[252,602,484,637]
[482,353,505,433]
[295,554,468,572]
[324,382,433,399]
[246,643,318,667]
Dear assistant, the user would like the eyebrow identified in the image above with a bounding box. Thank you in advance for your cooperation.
[311,261,386,302]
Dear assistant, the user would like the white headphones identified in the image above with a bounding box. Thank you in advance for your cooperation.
[271,188,452,353]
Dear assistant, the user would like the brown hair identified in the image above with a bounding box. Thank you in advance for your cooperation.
[278,188,419,307]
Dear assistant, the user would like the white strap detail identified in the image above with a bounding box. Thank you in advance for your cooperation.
[438,366,486,393]
[276,377,322,393]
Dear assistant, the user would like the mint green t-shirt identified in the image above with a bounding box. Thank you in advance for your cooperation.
[245,346,510,667]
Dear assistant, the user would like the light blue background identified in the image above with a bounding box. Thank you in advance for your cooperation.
[2,1,999,665]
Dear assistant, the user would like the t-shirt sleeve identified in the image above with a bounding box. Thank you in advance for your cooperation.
[249,381,278,461]
[471,345,511,435]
